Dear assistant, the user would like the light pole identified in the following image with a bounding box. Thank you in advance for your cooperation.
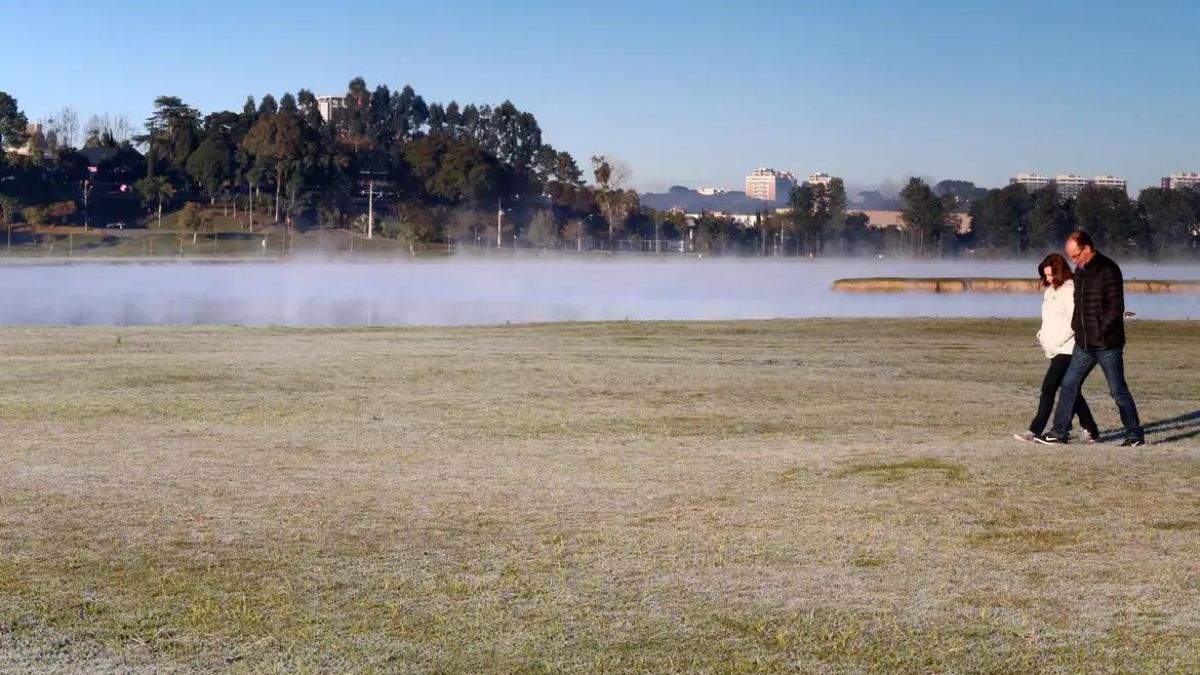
[248,179,255,234]
[496,197,517,249]
[367,177,375,239]
[579,213,595,252]
[81,173,94,231]
[361,170,385,240]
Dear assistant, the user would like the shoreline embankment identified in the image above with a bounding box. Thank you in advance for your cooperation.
[832,278,1200,294]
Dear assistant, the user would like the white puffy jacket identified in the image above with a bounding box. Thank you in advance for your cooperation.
[1037,280,1076,358]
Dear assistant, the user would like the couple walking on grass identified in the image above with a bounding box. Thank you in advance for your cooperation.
[1016,230,1146,447]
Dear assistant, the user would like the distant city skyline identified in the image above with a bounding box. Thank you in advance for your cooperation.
[2,0,1197,194]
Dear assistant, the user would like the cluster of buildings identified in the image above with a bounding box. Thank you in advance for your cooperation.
[1007,172,1200,197]
[743,168,833,202]
[739,168,1199,207]
[1008,173,1128,197]
[715,164,1199,232]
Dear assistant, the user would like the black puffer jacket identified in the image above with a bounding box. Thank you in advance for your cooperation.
[1072,251,1125,351]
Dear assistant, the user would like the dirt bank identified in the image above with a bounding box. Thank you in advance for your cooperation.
[833,277,1200,294]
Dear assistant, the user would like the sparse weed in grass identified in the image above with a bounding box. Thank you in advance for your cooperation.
[776,466,803,484]
[1151,520,1199,531]
[979,507,1031,529]
[958,591,1038,611]
[838,457,967,482]
[849,551,893,568]
[967,528,1079,553]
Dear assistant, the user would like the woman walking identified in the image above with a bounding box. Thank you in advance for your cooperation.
[1015,253,1100,444]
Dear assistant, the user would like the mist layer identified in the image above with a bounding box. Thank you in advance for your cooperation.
[1,259,1197,327]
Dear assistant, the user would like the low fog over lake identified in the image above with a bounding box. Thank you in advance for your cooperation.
[2,259,1197,327]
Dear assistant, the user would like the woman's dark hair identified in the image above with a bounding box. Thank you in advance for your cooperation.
[1038,253,1074,288]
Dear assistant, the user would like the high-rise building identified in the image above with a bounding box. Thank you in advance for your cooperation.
[1092,175,1127,193]
[745,168,797,203]
[1009,173,1052,191]
[1054,174,1090,198]
[1161,172,1200,190]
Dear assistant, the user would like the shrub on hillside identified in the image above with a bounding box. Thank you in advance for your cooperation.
[177,202,214,242]
[46,201,77,224]
[21,206,48,226]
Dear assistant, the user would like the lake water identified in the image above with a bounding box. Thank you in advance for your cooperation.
[1,259,1197,326]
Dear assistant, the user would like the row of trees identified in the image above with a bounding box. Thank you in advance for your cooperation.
[126,80,599,231]
[778,176,1200,259]
[781,177,954,258]
[968,182,1200,258]
[1,82,646,245]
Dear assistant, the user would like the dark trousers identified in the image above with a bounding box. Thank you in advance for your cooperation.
[1052,346,1144,441]
[1032,354,1098,436]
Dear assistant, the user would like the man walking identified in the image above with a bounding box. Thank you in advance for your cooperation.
[1037,230,1145,447]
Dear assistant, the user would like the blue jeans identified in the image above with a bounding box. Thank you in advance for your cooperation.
[1052,346,1143,441]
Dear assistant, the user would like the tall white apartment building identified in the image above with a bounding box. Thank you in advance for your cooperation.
[1054,174,1090,198]
[1092,175,1127,193]
[1009,173,1052,191]
[745,168,797,202]
[1162,172,1200,190]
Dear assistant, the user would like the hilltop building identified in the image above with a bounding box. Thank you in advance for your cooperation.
[2,123,56,160]
[316,95,347,122]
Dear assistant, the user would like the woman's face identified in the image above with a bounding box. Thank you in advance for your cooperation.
[1043,265,1055,285]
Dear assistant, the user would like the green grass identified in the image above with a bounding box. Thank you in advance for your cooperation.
[1,319,1199,673]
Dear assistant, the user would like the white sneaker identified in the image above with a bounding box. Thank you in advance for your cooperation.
[1014,431,1036,442]
[1082,430,1098,444]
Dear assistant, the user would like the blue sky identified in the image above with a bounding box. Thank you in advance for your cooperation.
[3,0,1197,193]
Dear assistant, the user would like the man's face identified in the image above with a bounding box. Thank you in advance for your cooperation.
[1065,240,1090,266]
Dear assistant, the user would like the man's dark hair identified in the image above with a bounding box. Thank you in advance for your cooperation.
[1067,230,1094,250]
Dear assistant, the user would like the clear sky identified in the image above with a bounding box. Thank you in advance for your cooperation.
[3,0,1197,193]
